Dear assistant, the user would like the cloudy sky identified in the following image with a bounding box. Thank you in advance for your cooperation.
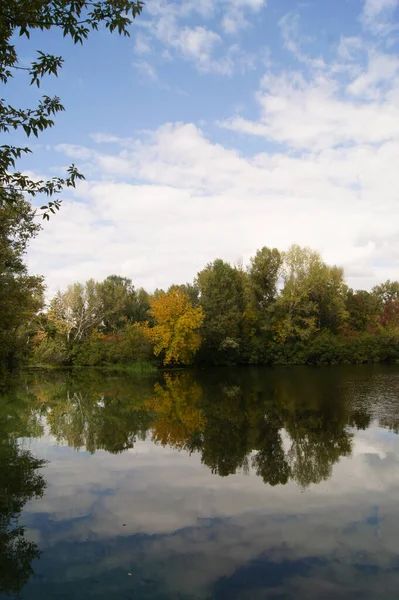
[11,0,399,294]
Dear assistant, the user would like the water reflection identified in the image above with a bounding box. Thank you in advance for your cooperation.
[18,366,399,488]
[5,366,399,600]
[0,392,46,595]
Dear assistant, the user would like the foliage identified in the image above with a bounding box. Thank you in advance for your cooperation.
[49,279,104,344]
[27,247,399,370]
[0,192,44,377]
[271,245,347,343]
[1,0,143,218]
[73,323,153,366]
[99,276,150,333]
[143,287,204,365]
[197,259,246,364]
[247,246,282,311]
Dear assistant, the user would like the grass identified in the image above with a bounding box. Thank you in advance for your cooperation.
[99,361,157,375]
[24,360,158,376]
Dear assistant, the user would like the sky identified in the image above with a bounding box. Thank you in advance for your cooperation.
[9,0,399,294]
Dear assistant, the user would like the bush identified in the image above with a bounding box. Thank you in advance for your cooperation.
[72,325,153,367]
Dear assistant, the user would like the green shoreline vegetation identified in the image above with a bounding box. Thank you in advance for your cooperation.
[3,195,399,384]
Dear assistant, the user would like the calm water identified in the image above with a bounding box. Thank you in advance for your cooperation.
[2,365,399,599]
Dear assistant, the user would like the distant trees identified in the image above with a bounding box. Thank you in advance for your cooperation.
[24,244,399,370]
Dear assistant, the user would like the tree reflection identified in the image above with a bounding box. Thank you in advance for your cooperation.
[0,390,46,595]
[24,366,399,490]
[149,370,355,487]
[31,371,154,453]
[146,373,205,449]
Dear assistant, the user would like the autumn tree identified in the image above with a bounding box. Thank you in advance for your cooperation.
[372,280,399,329]
[1,0,143,218]
[143,287,204,365]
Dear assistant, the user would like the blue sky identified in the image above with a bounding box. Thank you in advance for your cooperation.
[9,0,399,293]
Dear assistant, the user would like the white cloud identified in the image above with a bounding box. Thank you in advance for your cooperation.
[132,58,158,80]
[361,0,399,34]
[363,0,399,21]
[337,36,365,62]
[133,0,263,76]
[279,13,325,68]
[221,0,266,34]
[26,0,399,295]
[30,112,399,294]
[134,32,151,54]
[220,54,399,150]
[347,51,399,98]
[175,26,221,64]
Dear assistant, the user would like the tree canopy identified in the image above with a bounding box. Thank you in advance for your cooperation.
[0,193,44,376]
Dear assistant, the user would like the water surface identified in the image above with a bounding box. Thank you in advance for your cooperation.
[2,365,399,599]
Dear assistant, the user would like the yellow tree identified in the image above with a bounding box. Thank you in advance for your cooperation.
[144,288,204,365]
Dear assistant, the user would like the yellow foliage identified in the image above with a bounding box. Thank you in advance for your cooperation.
[143,288,204,365]
[146,373,206,449]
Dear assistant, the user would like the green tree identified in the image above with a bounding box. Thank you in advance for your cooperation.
[372,280,399,305]
[0,192,44,375]
[1,0,143,218]
[345,289,381,333]
[99,275,137,333]
[272,245,347,343]
[197,259,247,364]
[248,247,282,311]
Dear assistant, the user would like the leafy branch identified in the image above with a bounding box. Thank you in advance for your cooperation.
[0,1,144,219]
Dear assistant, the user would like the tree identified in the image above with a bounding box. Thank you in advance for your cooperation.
[99,275,137,333]
[372,280,399,330]
[1,0,143,218]
[272,245,347,343]
[49,278,104,344]
[372,280,399,305]
[345,289,381,333]
[0,192,44,375]
[143,287,204,365]
[197,259,247,363]
[248,247,282,311]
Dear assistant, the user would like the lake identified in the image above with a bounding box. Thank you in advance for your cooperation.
[2,365,399,599]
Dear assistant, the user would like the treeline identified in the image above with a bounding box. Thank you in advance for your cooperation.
[3,194,399,373]
[31,246,399,368]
